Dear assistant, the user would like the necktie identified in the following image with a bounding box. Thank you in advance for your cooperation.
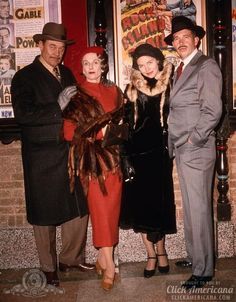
[53,67,61,82]
[176,62,184,81]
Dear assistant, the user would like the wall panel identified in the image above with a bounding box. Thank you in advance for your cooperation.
[61,0,88,83]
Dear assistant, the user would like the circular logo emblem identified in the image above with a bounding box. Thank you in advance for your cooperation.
[22,269,47,295]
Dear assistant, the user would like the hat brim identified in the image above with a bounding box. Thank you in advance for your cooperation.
[33,34,75,45]
[164,26,205,46]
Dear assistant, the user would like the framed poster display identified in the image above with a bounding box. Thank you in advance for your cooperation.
[0,0,61,143]
[113,0,206,91]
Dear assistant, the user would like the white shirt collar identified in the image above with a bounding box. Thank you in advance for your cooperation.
[39,56,56,74]
[182,48,198,70]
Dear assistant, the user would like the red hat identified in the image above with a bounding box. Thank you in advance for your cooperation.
[80,46,104,59]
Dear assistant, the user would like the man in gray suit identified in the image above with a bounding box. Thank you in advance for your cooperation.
[165,16,222,289]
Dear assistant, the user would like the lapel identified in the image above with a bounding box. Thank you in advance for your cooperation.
[170,51,203,99]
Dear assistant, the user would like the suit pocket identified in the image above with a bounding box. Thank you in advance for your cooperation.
[22,124,62,144]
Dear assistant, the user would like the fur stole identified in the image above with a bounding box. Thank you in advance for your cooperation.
[63,85,123,196]
[125,60,173,127]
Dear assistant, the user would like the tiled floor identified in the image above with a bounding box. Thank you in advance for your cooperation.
[0,257,235,302]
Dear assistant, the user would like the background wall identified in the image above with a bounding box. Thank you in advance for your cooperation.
[61,0,88,83]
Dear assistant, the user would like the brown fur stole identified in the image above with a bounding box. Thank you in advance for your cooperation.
[63,85,124,196]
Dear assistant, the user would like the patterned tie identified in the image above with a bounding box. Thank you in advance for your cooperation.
[176,62,184,81]
[53,67,61,82]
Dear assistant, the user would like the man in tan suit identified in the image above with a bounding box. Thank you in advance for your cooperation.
[166,16,222,289]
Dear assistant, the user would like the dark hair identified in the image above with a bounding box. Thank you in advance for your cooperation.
[0,26,10,34]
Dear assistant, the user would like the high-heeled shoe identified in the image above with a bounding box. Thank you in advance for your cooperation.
[95,260,105,277]
[157,253,169,273]
[101,272,116,291]
[143,256,157,278]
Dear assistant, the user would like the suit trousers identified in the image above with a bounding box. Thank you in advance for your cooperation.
[174,136,215,277]
[33,215,89,272]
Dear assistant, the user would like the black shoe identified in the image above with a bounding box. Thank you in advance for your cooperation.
[175,260,192,268]
[42,270,60,287]
[157,253,169,274]
[143,256,157,278]
[59,262,95,272]
[182,275,212,290]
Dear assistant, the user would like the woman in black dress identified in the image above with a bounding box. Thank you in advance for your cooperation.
[120,43,176,278]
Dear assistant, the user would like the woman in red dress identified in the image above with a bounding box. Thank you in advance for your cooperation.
[62,46,123,290]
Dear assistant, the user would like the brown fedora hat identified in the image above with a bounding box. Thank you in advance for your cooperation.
[164,16,205,46]
[33,22,75,45]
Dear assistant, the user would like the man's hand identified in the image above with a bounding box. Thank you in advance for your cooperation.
[57,85,77,111]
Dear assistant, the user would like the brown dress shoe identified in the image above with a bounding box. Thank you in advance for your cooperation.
[101,271,119,291]
[42,271,60,287]
[59,262,95,272]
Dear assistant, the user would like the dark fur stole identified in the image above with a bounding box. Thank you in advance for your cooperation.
[125,60,173,128]
[63,85,124,196]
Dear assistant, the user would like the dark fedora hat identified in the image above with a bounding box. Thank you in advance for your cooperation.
[131,43,164,70]
[164,16,205,45]
[33,22,75,45]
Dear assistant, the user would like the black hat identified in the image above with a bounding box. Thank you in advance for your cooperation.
[33,22,75,45]
[131,43,164,70]
[164,16,205,45]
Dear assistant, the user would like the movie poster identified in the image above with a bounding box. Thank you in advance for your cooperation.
[0,0,61,119]
[114,0,205,91]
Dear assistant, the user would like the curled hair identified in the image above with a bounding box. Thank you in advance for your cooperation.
[0,53,14,68]
[98,50,109,79]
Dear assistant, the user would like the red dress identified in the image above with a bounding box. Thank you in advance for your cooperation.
[63,80,122,248]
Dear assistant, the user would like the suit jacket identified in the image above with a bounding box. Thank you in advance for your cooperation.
[168,51,222,157]
[11,56,88,225]
[0,14,13,24]
[0,44,14,52]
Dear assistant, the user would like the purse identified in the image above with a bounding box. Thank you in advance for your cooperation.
[101,122,129,147]
[121,155,135,183]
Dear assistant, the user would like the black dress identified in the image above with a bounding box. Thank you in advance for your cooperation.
[119,63,176,243]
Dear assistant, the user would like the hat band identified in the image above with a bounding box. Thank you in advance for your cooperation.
[43,33,66,40]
